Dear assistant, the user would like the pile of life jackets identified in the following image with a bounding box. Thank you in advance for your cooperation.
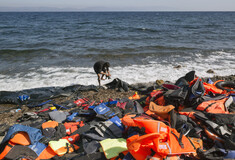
[0,70,234,160]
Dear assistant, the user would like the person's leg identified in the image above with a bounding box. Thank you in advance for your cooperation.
[97,74,101,86]
[101,73,105,80]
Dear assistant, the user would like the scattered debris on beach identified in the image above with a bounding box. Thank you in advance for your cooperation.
[0,71,234,160]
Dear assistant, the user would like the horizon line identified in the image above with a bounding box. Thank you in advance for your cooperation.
[1,11,235,12]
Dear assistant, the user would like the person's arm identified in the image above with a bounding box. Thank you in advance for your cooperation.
[107,67,111,77]
[107,70,111,77]
[101,71,111,80]
[100,71,110,76]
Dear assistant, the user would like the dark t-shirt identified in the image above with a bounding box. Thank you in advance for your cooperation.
[93,61,108,74]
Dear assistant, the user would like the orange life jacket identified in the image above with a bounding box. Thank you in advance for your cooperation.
[214,80,235,94]
[62,134,80,144]
[127,133,160,160]
[127,129,197,160]
[196,98,229,113]
[0,141,39,160]
[145,90,165,111]
[203,82,224,95]
[0,142,16,160]
[152,128,196,157]
[36,146,57,160]
[122,114,153,128]
[48,139,79,156]
[64,121,84,135]
[53,144,79,156]
[179,111,196,120]
[0,142,56,160]
[204,128,224,143]
[144,110,164,120]
[0,132,33,160]
[126,133,181,160]
[129,92,140,100]
[149,102,175,120]
[154,95,166,107]
[122,114,139,127]
[189,77,198,87]
[188,137,203,151]
[42,120,59,129]
[125,118,197,159]
[9,131,31,146]
[146,155,180,160]
[196,79,234,95]
[133,119,170,135]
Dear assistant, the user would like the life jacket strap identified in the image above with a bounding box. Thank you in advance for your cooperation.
[205,120,232,138]
[165,142,172,154]
[150,148,156,157]
[66,143,70,154]
[179,130,184,148]
[104,109,115,117]
[114,152,125,160]
[203,102,216,111]
[7,143,14,148]
[171,131,184,148]
[70,124,91,136]
[95,122,118,138]
[186,136,196,150]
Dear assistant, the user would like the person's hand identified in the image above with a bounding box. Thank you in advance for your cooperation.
[106,73,111,79]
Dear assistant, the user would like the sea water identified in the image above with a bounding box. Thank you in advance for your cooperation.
[0,12,234,91]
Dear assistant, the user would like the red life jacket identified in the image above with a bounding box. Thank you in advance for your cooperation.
[74,98,89,106]
[74,98,95,110]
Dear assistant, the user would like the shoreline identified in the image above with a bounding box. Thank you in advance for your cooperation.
[1,65,234,92]
[0,74,234,92]
[0,74,234,126]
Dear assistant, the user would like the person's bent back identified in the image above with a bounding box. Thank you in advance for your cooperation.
[93,61,111,86]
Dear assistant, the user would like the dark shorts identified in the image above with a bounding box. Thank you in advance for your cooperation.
[93,61,106,74]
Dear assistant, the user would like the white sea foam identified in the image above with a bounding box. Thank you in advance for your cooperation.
[0,51,234,91]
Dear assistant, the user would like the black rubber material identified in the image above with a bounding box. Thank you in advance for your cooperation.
[215,81,235,92]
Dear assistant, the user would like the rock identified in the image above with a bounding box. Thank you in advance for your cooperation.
[209,75,235,82]
[174,65,182,69]
[156,80,164,86]
[207,69,215,73]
